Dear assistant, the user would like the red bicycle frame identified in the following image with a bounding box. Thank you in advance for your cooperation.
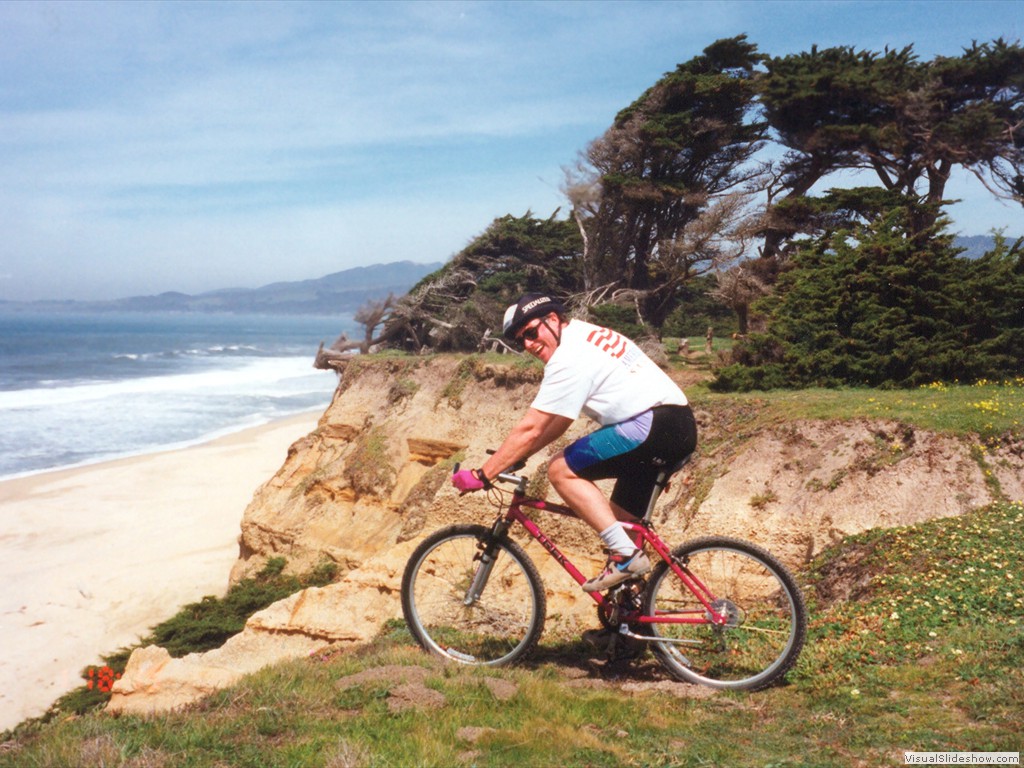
[500,490,731,628]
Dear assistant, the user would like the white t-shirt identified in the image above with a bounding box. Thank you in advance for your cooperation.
[530,320,688,426]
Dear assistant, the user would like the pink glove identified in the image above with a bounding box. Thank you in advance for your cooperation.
[452,468,486,493]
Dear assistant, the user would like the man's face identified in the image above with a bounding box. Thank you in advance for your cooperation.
[515,313,559,363]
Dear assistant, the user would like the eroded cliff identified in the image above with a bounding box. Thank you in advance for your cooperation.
[108,355,1023,716]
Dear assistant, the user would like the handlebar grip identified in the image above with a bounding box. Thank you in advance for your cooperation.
[453,462,460,474]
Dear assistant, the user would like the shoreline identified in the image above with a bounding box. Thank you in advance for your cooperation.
[0,410,321,733]
[0,406,327,484]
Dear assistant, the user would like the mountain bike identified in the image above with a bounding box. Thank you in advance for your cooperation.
[401,456,807,691]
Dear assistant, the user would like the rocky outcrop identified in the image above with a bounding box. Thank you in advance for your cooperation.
[688,420,996,567]
[107,356,1022,716]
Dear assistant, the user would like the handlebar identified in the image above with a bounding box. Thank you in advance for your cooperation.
[495,469,527,487]
[453,452,526,477]
[454,451,529,493]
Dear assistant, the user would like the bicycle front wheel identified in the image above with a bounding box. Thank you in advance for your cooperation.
[401,524,546,667]
[643,536,807,691]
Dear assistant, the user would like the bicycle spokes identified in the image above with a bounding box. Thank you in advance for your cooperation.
[401,525,547,667]
[642,538,806,691]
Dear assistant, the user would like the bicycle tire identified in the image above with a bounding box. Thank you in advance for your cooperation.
[401,524,546,667]
[643,536,807,691]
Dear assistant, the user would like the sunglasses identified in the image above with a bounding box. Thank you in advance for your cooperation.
[516,322,544,346]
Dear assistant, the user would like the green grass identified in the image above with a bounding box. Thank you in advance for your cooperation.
[689,377,1024,443]
[803,502,1024,675]
[4,502,1021,767]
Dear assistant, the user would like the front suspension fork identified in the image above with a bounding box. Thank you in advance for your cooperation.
[464,520,511,605]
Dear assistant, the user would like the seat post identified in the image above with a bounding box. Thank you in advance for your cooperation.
[641,470,670,522]
[640,454,693,523]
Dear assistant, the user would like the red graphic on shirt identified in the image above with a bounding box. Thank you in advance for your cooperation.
[586,327,628,358]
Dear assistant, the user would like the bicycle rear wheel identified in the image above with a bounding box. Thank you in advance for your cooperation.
[643,536,806,691]
[401,524,546,667]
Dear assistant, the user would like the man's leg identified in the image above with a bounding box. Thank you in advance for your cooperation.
[548,451,641,526]
[610,500,641,523]
[549,449,650,592]
[548,450,638,553]
[547,450,616,532]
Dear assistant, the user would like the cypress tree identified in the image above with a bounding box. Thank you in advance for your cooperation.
[714,204,1022,390]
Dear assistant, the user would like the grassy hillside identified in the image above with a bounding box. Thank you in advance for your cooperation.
[2,375,1021,766]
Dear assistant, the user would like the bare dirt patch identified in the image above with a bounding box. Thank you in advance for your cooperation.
[809,539,885,609]
[387,682,446,714]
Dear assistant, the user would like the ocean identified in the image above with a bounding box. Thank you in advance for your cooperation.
[0,311,354,480]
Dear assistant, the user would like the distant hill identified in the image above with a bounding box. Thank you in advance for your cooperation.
[3,238,1016,316]
[954,234,1020,260]
[5,261,444,315]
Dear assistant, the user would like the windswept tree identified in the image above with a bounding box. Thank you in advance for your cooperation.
[381,212,583,353]
[758,39,1024,261]
[899,39,1024,210]
[711,262,770,336]
[756,44,912,261]
[363,36,1023,356]
[314,293,398,368]
[569,36,766,328]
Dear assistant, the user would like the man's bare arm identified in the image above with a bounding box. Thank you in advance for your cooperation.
[480,408,572,481]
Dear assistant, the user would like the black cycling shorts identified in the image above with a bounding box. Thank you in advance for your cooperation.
[564,404,697,517]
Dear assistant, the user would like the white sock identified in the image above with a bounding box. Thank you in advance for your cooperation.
[598,523,637,557]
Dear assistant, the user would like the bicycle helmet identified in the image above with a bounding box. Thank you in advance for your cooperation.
[501,293,566,340]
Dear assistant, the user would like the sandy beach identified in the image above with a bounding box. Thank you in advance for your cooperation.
[0,412,320,733]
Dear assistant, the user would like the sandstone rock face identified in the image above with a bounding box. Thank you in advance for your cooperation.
[107,356,1022,717]
[682,419,994,567]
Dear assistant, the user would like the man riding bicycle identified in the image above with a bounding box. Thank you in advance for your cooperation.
[452,293,697,592]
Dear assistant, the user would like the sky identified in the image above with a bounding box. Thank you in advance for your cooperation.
[1,1,1022,302]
